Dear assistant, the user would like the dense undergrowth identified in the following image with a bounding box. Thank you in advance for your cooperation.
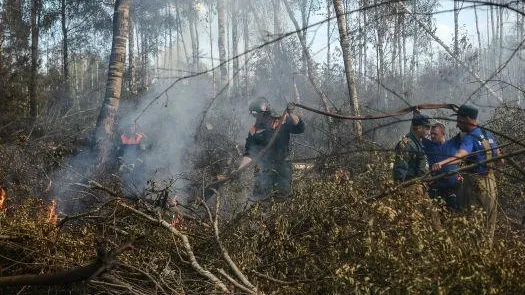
[1,104,525,294]
[1,160,525,294]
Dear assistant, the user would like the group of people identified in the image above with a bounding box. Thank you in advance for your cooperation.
[118,97,504,238]
[393,104,502,237]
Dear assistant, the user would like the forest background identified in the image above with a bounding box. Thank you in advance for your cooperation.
[1,0,525,294]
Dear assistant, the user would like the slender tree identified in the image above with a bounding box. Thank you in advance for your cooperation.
[93,0,131,169]
[454,0,459,60]
[217,0,227,87]
[333,0,362,138]
[29,0,41,121]
[282,0,332,115]
[242,3,250,97]
[231,0,239,93]
[61,0,70,104]
[128,4,136,95]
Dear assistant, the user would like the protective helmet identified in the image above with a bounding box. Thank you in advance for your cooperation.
[248,97,271,115]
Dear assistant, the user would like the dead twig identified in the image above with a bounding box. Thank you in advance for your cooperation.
[74,180,119,198]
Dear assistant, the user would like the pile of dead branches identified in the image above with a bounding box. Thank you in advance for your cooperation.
[1,152,525,294]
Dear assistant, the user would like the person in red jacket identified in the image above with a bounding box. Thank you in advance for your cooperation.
[117,122,148,174]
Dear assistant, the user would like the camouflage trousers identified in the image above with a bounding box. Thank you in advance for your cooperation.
[458,172,498,239]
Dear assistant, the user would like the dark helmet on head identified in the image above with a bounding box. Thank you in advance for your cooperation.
[249,97,271,115]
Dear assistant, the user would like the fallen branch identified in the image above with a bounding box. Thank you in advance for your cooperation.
[218,268,255,294]
[119,202,230,294]
[0,241,134,287]
[58,198,118,228]
[203,191,259,294]
[74,180,119,198]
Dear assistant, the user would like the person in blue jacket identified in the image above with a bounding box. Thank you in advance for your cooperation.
[431,105,503,239]
[422,121,462,210]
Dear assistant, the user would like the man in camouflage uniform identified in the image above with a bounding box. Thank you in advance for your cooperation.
[393,113,431,182]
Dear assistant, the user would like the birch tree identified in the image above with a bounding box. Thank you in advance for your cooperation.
[217,0,228,87]
[333,0,362,138]
[93,0,130,169]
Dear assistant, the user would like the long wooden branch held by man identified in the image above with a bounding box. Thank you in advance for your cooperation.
[0,241,134,287]
[293,102,459,120]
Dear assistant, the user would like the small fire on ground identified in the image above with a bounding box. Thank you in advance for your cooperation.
[0,187,6,211]
[47,199,58,224]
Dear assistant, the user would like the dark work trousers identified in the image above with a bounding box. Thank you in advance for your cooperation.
[428,182,461,211]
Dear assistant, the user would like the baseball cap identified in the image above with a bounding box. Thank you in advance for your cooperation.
[412,113,431,126]
[455,104,478,119]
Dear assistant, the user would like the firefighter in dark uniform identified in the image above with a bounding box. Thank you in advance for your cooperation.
[393,113,432,182]
[238,97,305,205]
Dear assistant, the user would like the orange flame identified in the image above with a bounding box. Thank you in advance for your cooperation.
[0,187,6,212]
[47,199,58,224]
[169,196,183,227]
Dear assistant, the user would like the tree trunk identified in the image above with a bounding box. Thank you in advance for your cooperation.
[300,0,309,74]
[217,0,228,87]
[242,5,249,97]
[498,5,503,66]
[167,3,172,72]
[360,0,367,91]
[29,0,40,121]
[188,8,198,69]
[333,0,362,138]
[128,5,136,95]
[93,0,130,169]
[474,4,482,74]
[61,0,70,105]
[175,3,189,65]
[454,0,459,59]
[282,0,332,113]
[208,3,216,96]
[231,0,239,94]
[391,4,399,75]
[408,0,418,100]
[326,0,331,82]
[194,15,200,67]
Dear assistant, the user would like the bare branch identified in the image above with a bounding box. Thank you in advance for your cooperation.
[218,268,256,294]
[119,202,230,293]
[207,191,259,293]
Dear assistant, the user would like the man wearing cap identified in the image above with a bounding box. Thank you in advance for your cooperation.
[393,113,431,182]
[431,104,502,239]
[422,121,462,210]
